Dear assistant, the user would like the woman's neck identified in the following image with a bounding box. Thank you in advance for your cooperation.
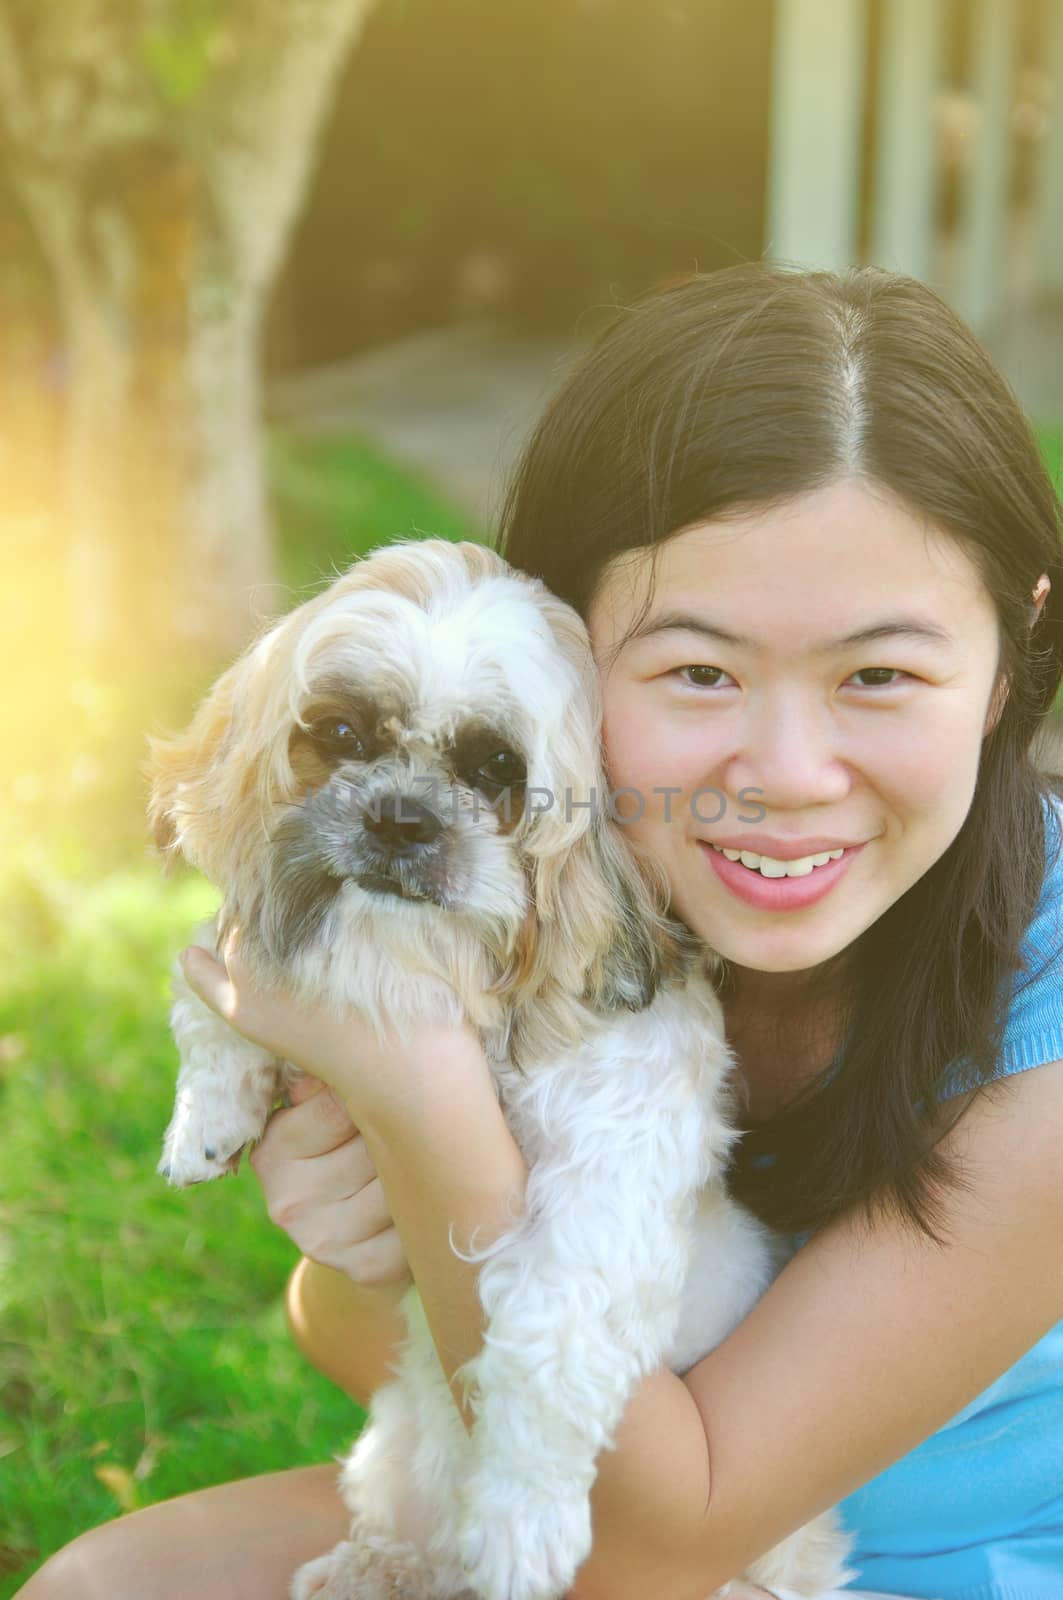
[722,963,847,1125]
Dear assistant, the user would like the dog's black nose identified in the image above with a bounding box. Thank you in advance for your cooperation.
[363,794,443,851]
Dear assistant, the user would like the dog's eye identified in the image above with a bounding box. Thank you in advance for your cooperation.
[471,750,526,794]
[308,716,365,760]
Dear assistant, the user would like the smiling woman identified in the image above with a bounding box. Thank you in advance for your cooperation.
[502,264,1063,1245]
[587,481,1003,974]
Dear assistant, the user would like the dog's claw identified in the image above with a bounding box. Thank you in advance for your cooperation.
[158,1138,246,1187]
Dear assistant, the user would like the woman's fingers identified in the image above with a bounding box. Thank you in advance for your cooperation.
[181,943,239,1018]
[180,941,313,1061]
[304,1212,410,1287]
[284,1071,327,1108]
[255,1081,359,1165]
[252,1109,390,1232]
[236,1030,409,1287]
[339,1224,412,1289]
[278,1181,395,1258]
[267,1185,406,1284]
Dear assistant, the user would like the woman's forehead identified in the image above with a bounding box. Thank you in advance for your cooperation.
[589,481,995,649]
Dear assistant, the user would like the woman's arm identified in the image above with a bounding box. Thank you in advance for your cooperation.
[570,1058,1063,1599]
[356,1056,1063,1600]
[285,1257,407,1405]
[353,1034,529,1423]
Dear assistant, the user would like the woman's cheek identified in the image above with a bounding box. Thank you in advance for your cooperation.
[600,691,659,793]
[604,709,710,814]
[864,703,984,806]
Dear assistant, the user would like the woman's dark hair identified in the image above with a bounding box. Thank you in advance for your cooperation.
[498,262,1063,1244]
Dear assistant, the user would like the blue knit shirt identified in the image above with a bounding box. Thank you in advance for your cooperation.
[835,794,1063,1599]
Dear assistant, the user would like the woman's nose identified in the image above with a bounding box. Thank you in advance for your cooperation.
[722,700,851,810]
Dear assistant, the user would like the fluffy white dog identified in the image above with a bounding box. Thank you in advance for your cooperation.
[150,539,853,1600]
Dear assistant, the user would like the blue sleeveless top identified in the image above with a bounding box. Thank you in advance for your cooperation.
[834,794,1063,1598]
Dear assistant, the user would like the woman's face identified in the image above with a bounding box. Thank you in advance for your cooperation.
[587,479,1003,974]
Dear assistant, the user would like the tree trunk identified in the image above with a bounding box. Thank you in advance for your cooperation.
[20,157,275,667]
[0,0,375,672]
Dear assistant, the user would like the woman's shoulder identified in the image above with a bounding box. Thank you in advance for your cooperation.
[995,788,1063,1073]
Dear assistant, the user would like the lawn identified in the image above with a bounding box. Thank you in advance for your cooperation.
[0,432,478,1595]
[1039,422,1063,500]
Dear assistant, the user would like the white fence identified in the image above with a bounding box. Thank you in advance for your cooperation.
[766,0,1063,327]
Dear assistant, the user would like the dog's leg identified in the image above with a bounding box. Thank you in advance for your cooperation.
[455,1094,710,1600]
[159,928,283,1186]
[292,1293,477,1600]
[741,1512,857,1598]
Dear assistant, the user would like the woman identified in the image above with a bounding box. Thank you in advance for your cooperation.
[22,265,1063,1600]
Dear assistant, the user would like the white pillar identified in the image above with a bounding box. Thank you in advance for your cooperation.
[955,0,1018,328]
[766,0,868,271]
[1034,0,1063,294]
[871,0,945,280]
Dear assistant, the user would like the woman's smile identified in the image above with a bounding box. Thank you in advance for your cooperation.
[698,837,865,912]
[589,478,1003,973]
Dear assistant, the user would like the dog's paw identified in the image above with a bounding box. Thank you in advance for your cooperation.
[290,1541,381,1600]
[459,1481,591,1600]
[157,1096,256,1186]
[743,1505,856,1598]
[291,1535,443,1600]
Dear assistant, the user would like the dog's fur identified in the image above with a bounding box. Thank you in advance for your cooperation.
[150,539,853,1600]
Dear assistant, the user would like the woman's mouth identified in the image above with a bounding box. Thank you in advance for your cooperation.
[699,840,863,910]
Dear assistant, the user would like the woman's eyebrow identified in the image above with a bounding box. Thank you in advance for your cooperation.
[629,612,751,647]
[829,620,956,649]
[629,611,956,650]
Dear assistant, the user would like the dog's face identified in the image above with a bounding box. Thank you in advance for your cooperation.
[149,540,675,1014]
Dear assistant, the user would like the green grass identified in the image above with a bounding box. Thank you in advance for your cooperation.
[268,430,483,591]
[0,432,476,1594]
[0,861,361,1586]
[1037,422,1063,500]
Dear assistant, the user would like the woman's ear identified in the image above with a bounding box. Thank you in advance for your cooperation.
[984,574,1053,738]
[983,673,1009,739]
[1032,573,1051,624]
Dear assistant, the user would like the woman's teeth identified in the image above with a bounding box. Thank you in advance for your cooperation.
[710,845,845,878]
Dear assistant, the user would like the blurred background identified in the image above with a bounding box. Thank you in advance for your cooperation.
[2,0,1062,1587]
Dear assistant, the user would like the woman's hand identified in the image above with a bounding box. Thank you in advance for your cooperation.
[179,932,490,1134]
[179,935,399,1100]
[181,927,525,1415]
[250,1072,411,1289]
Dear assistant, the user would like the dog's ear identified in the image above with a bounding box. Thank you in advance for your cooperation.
[547,818,692,1013]
[146,747,180,856]
[586,827,678,1011]
[488,576,696,1017]
[146,657,247,875]
[499,807,689,1021]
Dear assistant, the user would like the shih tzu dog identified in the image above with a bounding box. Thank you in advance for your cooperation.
[149,539,853,1600]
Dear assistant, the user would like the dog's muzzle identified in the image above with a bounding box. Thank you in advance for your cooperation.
[363,793,444,853]
[358,792,448,899]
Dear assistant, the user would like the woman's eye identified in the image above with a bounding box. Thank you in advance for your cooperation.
[674,665,733,689]
[846,668,908,688]
[309,717,365,758]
